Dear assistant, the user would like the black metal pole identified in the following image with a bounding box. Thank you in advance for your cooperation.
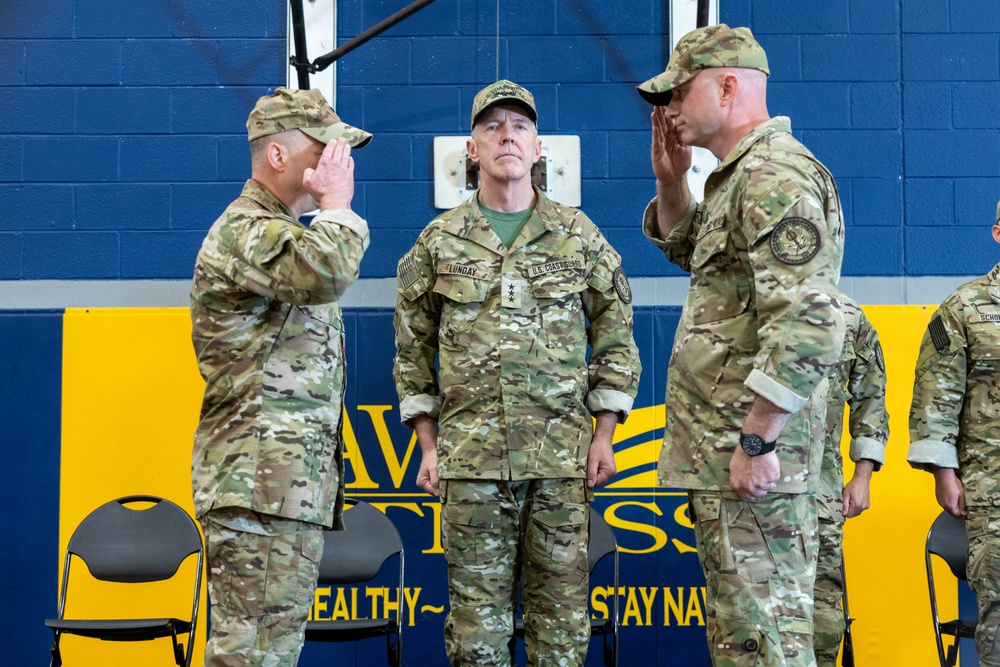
[312,0,439,72]
[288,0,312,89]
[696,0,710,27]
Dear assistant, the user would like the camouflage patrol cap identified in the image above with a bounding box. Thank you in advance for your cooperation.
[996,199,1000,225]
[470,80,538,129]
[247,87,372,148]
[637,24,769,105]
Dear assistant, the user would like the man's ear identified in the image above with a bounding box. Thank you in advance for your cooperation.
[992,223,1000,245]
[531,136,542,165]
[466,136,480,165]
[266,141,288,172]
[719,72,740,106]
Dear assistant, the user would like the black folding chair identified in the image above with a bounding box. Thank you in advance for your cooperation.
[304,498,405,667]
[45,495,204,667]
[515,505,620,666]
[925,511,978,667]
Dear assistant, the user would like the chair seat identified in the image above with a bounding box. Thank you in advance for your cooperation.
[45,617,191,641]
[940,618,978,639]
[305,618,398,642]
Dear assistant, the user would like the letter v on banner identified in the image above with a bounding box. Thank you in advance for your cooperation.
[358,405,420,489]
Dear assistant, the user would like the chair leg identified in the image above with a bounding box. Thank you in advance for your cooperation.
[49,633,62,667]
[945,639,959,667]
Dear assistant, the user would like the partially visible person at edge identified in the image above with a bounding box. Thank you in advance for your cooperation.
[908,200,1000,667]
[190,87,372,666]
[637,24,846,666]
[393,80,641,666]
[814,294,889,666]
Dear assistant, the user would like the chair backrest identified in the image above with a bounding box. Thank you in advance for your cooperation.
[67,495,203,583]
[926,511,969,581]
[317,499,403,585]
[588,505,617,573]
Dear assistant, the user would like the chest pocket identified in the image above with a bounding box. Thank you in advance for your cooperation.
[433,273,492,349]
[263,304,342,407]
[432,274,492,303]
[966,320,1000,420]
[689,228,751,325]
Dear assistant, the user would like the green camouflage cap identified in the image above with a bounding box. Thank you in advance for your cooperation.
[470,80,538,129]
[247,87,372,148]
[637,24,769,105]
[996,200,1000,225]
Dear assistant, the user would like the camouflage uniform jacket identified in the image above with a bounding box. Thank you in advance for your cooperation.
[908,262,1000,506]
[190,179,369,527]
[644,117,845,493]
[825,296,889,468]
[393,188,641,480]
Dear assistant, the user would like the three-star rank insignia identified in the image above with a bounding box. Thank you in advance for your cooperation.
[770,217,821,265]
[501,276,523,308]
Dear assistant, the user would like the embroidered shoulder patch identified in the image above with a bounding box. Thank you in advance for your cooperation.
[770,217,821,265]
[398,253,418,289]
[928,315,951,353]
[613,267,633,304]
[874,341,885,372]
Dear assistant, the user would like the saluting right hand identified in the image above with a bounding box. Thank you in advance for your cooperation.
[304,137,355,211]
[651,106,692,186]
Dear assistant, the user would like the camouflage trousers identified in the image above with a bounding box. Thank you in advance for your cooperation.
[689,490,819,667]
[967,506,1000,667]
[201,508,324,667]
[440,478,591,667]
[814,440,846,666]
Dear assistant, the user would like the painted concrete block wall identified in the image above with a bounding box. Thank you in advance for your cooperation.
[1,0,998,282]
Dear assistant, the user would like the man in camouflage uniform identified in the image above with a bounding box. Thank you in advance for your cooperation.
[908,201,1000,667]
[393,80,641,666]
[190,87,372,666]
[814,295,889,666]
[638,25,846,666]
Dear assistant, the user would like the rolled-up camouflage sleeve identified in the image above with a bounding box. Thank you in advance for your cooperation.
[741,160,845,413]
[908,301,966,472]
[227,208,368,305]
[641,197,699,271]
[846,311,890,469]
[581,230,641,423]
[393,237,444,427]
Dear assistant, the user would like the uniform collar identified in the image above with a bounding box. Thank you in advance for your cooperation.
[240,179,295,219]
[716,116,793,172]
[449,186,565,253]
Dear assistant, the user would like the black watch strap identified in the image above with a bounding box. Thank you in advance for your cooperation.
[739,432,777,457]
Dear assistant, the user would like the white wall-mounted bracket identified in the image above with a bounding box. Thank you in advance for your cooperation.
[433,135,581,210]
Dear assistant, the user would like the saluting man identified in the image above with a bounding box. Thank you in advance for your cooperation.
[638,25,847,666]
[190,87,371,666]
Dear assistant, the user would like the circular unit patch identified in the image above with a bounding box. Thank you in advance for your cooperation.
[613,267,633,304]
[770,217,821,265]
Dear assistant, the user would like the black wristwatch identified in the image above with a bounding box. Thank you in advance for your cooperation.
[739,432,776,457]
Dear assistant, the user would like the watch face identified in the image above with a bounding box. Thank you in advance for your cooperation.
[740,433,765,456]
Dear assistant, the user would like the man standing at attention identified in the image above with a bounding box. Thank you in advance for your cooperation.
[393,80,641,666]
[638,25,846,665]
[190,87,371,666]
[814,295,889,666]
[909,201,1000,667]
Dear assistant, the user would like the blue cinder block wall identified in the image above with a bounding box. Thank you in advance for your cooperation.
[1,0,998,283]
